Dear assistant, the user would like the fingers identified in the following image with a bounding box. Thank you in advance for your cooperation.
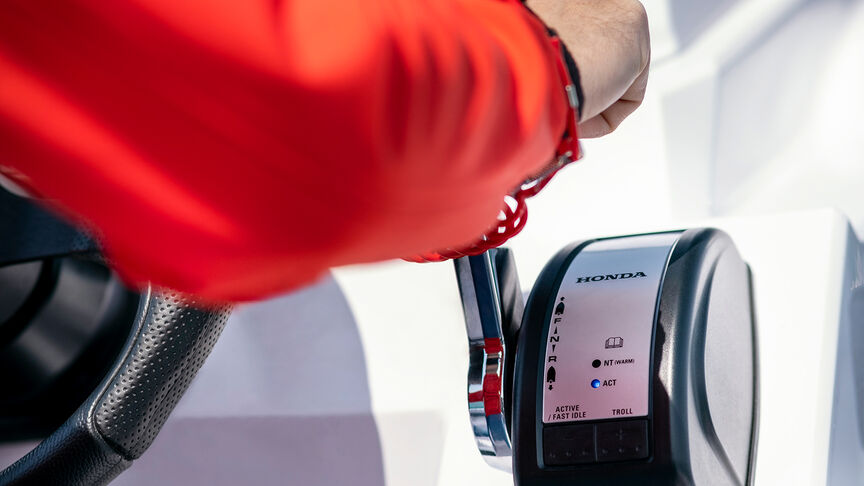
[578,99,640,138]
[578,58,648,139]
[621,55,650,103]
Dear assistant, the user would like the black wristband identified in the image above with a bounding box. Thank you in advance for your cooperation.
[521,0,586,121]
[556,37,584,120]
[542,26,584,120]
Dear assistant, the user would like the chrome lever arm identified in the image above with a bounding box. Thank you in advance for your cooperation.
[454,249,523,472]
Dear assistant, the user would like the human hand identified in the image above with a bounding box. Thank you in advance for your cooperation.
[528,0,650,138]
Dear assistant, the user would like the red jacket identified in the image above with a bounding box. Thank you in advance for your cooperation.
[0,0,572,302]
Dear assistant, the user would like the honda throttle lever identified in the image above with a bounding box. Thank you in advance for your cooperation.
[454,248,524,472]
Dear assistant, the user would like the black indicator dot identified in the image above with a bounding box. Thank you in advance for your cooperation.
[592,359,601,368]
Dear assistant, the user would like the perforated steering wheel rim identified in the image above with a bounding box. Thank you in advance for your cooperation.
[0,189,232,486]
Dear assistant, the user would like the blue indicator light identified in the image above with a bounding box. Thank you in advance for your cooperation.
[591,379,601,389]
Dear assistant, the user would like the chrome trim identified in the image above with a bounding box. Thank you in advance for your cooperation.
[455,254,513,472]
[565,84,580,111]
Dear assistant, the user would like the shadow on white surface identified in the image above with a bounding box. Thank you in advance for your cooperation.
[114,275,388,486]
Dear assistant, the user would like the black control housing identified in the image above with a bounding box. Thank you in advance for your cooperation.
[511,228,758,485]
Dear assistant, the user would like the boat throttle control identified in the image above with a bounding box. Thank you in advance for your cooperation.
[455,229,758,485]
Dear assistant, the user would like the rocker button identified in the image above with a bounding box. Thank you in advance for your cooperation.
[543,423,596,465]
[596,419,649,462]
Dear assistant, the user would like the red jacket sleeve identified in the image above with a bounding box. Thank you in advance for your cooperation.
[0,0,569,302]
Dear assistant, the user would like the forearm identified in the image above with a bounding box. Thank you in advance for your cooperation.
[0,0,573,301]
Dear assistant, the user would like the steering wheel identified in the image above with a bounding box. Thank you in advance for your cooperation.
[0,188,232,485]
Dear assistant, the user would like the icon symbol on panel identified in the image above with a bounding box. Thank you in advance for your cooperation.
[555,302,565,315]
[605,336,623,349]
[547,366,556,390]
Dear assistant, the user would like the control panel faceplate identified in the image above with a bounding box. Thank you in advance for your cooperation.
[541,233,680,424]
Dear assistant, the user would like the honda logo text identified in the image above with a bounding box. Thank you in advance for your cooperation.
[575,272,647,283]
